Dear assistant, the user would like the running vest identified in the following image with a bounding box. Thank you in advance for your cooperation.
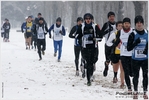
[53,24,63,41]
[132,30,148,60]
[104,23,116,42]
[81,23,97,48]
[26,22,32,32]
[37,26,45,39]
[120,28,133,56]
[114,31,120,54]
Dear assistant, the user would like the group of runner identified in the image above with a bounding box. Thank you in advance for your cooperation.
[19,11,148,99]
[69,12,148,99]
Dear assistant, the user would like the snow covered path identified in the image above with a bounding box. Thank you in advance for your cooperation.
[0,29,146,100]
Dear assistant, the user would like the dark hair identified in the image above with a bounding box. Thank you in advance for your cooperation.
[107,11,115,18]
[56,17,61,22]
[116,21,123,27]
[28,16,32,18]
[38,13,42,16]
[77,17,83,22]
[123,17,131,24]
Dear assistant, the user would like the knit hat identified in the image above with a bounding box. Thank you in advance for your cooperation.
[77,17,83,22]
[83,13,93,20]
[107,11,115,18]
[56,17,62,22]
[134,15,144,25]
[123,17,131,23]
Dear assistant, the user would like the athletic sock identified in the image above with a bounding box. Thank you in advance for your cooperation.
[114,72,117,78]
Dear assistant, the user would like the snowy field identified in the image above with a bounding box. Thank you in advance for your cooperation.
[0,29,148,100]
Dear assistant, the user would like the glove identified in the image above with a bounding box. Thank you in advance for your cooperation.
[59,30,62,34]
[143,49,147,55]
[135,37,141,45]
[49,34,51,38]
[44,33,47,35]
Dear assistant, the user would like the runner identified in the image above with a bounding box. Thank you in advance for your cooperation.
[113,17,133,93]
[127,15,148,99]
[75,13,102,86]
[32,17,48,60]
[25,16,33,50]
[69,17,83,76]
[21,17,28,49]
[106,21,125,88]
[49,17,66,62]
[3,18,11,42]
[102,11,117,77]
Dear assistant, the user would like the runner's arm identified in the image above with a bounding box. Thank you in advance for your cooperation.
[127,32,138,51]
[48,24,54,36]
[69,26,77,38]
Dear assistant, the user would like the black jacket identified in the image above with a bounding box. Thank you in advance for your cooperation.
[69,25,77,38]
[102,21,115,36]
[3,22,11,32]
[76,23,102,47]
[32,23,48,38]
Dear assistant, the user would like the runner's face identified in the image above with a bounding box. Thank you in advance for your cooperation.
[135,22,144,31]
[38,15,41,18]
[39,20,43,24]
[77,20,83,25]
[56,21,61,25]
[28,18,31,22]
[123,22,131,30]
[108,15,115,23]
[85,17,92,24]
[117,23,123,30]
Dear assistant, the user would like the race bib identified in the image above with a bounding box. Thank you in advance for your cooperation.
[54,30,61,37]
[140,39,146,44]
[122,42,127,52]
[134,46,146,58]
[37,27,44,39]
[83,34,93,44]
[27,26,31,32]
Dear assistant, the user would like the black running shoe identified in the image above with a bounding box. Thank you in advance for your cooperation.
[82,70,85,78]
[39,58,42,61]
[103,61,109,77]
[87,81,91,86]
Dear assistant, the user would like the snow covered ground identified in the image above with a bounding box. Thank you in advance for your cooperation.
[0,29,148,100]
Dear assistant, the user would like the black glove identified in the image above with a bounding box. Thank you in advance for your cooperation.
[88,36,93,40]
[135,37,141,45]
[143,49,147,55]
[59,30,62,34]
[44,33,47,35]
[49,34,51,38]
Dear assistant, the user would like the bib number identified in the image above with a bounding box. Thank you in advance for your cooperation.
[134,47,146,58]
[122,42,127,52]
